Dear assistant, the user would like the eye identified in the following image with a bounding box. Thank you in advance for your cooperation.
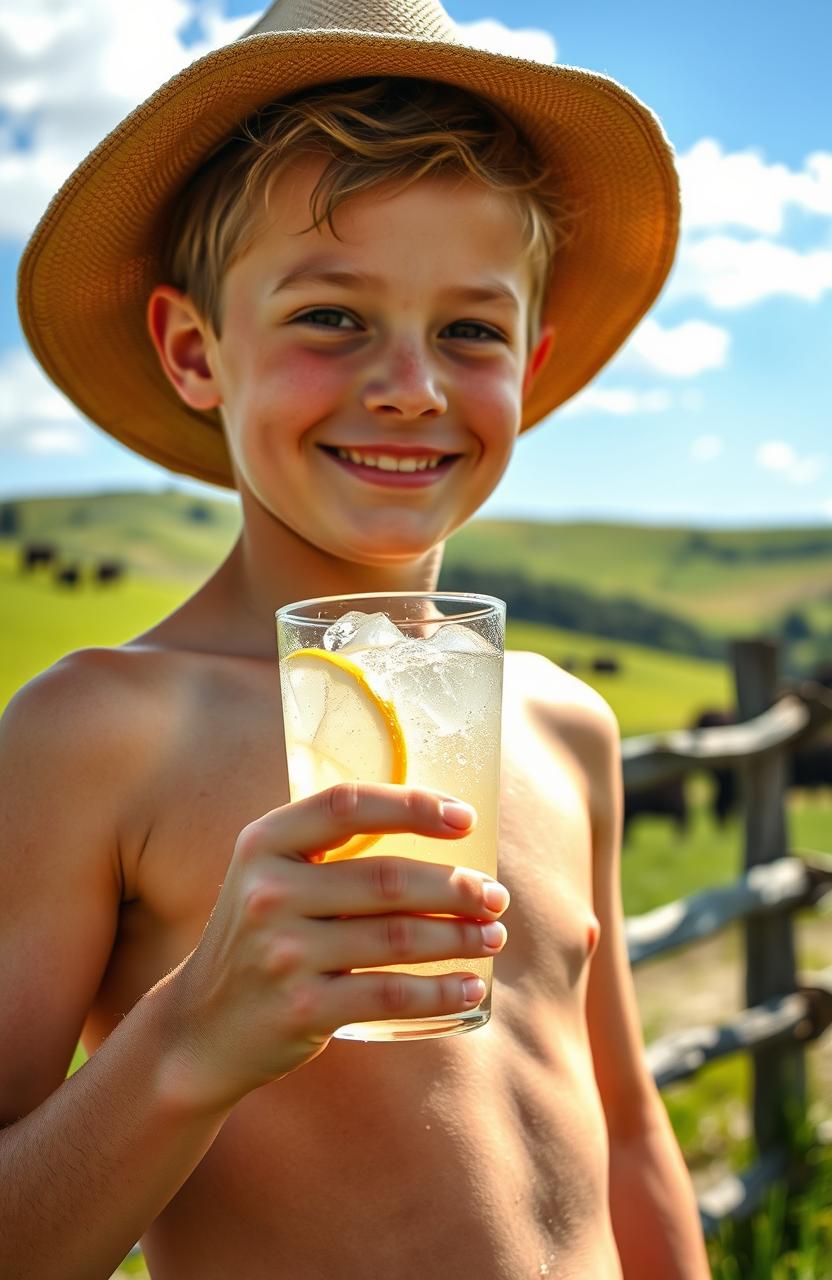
[292,307,361,331]
[442,320,506,342]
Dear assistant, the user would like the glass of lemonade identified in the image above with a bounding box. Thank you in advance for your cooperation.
[275,592,505,1042]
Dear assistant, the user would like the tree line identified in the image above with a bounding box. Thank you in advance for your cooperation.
[438,562,724,660]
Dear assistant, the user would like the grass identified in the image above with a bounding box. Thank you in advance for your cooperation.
[707,1135,832,1279]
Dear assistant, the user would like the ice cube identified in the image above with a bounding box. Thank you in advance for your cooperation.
[340,611,405,653]
[428,623,495,654]
[322,611,367,651]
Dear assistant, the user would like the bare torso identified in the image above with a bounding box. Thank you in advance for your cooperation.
[80,646,621,1280]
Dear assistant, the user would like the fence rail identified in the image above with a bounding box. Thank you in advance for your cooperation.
[622,639,832,1235]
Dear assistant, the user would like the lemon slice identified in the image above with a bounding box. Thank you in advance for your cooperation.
[281,648,407,860]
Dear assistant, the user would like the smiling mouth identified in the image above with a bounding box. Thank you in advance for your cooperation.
[318,445,462,475]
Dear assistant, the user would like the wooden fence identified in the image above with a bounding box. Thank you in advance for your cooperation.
[622,638,832,1235]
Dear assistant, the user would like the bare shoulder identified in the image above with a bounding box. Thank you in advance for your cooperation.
[504,649,621,829]
[3,644,162,768]
[0,646,177,868]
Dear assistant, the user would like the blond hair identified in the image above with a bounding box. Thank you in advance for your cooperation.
[164,77,560,346]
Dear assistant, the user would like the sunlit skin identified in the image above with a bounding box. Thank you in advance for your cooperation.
[148,159,552,638]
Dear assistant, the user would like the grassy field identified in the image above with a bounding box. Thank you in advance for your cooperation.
[4,490,832,641]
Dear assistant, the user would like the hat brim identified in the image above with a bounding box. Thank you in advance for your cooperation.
[18,30,679,489]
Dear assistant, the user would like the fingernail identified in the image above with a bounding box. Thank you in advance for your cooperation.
[483,882,510,913]
[481,922,506,949]
[440,799,475,830]
[462,977,486,1005]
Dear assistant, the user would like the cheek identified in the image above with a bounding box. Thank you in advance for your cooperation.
[229,351,346,463]
[464,370,522,457]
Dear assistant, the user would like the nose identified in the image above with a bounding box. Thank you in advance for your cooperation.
[361,343,447,420]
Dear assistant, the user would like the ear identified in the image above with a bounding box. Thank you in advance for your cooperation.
[146,285,221,411]
[522,325,555,399]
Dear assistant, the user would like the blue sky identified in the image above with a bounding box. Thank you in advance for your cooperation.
[1,0,830,526]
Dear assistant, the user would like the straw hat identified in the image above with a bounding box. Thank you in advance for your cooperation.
[18,0,680,490]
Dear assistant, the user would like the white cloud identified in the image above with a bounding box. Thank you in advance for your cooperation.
[677,139,832,236]
[456,19,556,63]
[562,387,672,417]
[0,346,92,455]
[691,434,723,462]
[756,440,826,485]
[670,234,832,309]
[618,316,730,377]
[0,1,253,241]
[668,140,832,312]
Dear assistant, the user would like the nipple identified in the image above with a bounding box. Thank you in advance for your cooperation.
[587,915,601,957]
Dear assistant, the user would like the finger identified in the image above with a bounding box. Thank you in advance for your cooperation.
[305,969,488,1033]
[304,914,507,973]
[244,784,476,862]
[287,856,510,922]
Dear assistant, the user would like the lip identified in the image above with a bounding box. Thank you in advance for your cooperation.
[317,443,462,488]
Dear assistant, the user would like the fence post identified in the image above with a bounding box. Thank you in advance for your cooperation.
[732,639,805,1156]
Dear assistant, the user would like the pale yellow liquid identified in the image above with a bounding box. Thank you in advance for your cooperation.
[281,637,503,1041]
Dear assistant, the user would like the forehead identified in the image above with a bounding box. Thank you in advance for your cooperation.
[237,156,534,297]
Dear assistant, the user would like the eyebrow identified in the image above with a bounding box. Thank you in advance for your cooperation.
[271,263,521,312]
[270,264,380,294]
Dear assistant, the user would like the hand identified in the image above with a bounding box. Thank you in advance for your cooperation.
[164,783,509,1112]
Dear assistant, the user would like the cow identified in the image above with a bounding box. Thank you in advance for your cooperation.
[692,707,740,825]
[623,776,688,842]
[21,542,58,571]
[592,656,621,674]
[94,560,125,585]
[54,564,81,588]
[694,702,832,817]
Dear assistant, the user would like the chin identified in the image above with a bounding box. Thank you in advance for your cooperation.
[331,537,439,569]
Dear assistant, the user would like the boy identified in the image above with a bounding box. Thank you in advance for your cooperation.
[5,2,709,1276]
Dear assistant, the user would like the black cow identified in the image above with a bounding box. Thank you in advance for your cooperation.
[592,656,621,674]
[95,560,124,585]
[55,564,81,588]
[21,542,58,571]
[790,734,832,792]
[623,776,688,841]
[693,708,740,825]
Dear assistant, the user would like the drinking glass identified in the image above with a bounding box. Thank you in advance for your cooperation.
[276,592,505,1041]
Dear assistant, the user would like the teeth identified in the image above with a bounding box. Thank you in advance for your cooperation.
[331,448,448,473]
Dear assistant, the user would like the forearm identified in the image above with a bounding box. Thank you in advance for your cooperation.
[608,1098,709,1280]
[0,975,231,1280]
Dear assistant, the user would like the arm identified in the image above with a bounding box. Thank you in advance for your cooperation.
[0,654,508,1280]
[579,694,710,1279]
[0,655,232,1280]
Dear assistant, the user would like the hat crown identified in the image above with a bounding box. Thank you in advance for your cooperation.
[243,0,458,41]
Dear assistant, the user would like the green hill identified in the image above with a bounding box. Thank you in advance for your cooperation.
[2,491,829,672]
[442,519,832,637]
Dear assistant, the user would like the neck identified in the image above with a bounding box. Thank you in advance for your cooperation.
[194,488,445,660]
